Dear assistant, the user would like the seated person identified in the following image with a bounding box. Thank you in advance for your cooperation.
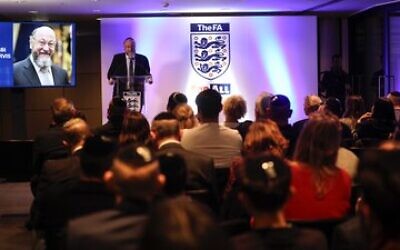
[231,153,327,250]
[284,112,351,221]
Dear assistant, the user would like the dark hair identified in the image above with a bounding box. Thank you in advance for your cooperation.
[80,135,116,178]
[141,197,229,250]
[119,111,150,145]
[269,94,292,121]
[115,143,156,168]
[372,98,396,122]
[151,112,180,140]
[195,89,222,119]
[158,153,187,196]
[241,153,291,213]
[167,92,188,112]
[324,97,342,117]
[108,98,127,124]
[358,149,400,240]
[343,95,365,119]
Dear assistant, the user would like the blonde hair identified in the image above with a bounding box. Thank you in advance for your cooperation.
[243,120,288,157]
[172,104,198,129]
[223,95,247,121]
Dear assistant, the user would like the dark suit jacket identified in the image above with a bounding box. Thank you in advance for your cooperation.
[13,57,70,87]
[107,53,150,80]
[67,201,148,250]
[332,216,368,250]
[158,142,219,211]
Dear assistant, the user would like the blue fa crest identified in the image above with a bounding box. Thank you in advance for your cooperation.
[191,23,230,80]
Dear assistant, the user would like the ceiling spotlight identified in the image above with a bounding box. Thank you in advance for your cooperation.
[28,10,39,14]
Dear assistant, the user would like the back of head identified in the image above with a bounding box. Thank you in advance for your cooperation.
[324,97,342,118]
[151,112,180,142]
[304,95,322,116]
[358,149,400,240]
[107,97,127,124]
[51,97,76,125]
[294,112,341,169]
[269,94,292,123]
[240,153,291,213]
[63,118,91,146]
[372,98,396,122]
[172,103,197,129]
[81,135,117,178]
[158,153,187,196]
[255,92,273,121]
[119,111,150,145]
[141,197,229,250]
[223,95,247,121]
[243,121,288,157]
[343,95,365,119]
[110,143,161,201]
[195,89,222,120]
[387,91,400,107]
[167,92,188,112]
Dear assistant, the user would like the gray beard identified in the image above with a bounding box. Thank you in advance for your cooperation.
[34,54,52,69]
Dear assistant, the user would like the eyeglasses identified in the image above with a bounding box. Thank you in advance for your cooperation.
[33,38,56,48]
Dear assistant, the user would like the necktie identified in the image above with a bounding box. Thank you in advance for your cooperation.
[128,58,134,89]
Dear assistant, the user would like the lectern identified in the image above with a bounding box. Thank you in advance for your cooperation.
[110,75,152,112]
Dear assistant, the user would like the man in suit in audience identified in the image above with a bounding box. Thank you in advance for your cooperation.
[151,111,220,212]
[13,26,70,87]
[67,143,165,250]
[33,118,90,249]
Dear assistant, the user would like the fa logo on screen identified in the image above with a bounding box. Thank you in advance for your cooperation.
[190,23,230,80]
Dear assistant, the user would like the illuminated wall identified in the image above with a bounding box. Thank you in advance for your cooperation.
[101,16,317,123]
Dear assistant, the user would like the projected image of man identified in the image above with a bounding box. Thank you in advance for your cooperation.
[13,26,69,87]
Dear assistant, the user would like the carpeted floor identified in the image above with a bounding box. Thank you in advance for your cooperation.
[0,182,33,250]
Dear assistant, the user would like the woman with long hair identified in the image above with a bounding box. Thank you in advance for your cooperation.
[284,112,351,220]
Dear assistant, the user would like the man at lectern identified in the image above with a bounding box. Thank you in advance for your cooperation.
[107,37,151,110]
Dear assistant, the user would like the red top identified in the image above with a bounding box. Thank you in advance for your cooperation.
[284,161,351,221]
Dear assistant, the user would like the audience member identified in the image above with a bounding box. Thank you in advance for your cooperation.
[231,153,328,250]
[284,112,351,220]
[166,91,188,112]
[32,118,90,249]
[181,89,242,195]
[254,91,273,121]
[355,98,396,145]
[151,112,219,212]
[333,145,400,250]
[172,103,198,129]
[322,97,353,140]
[387,91,400,123]
[119,110,152,146]
[93,97,127,142]
[158,152,187,197]
[223,121,288,220]
[37,134,116,249]
[67,143,165,250]
[141,197,231,250]
[268,94,296,158]
[223,95,252,139]
[33,97,77,176]
[293,94,322,138]
[341,95,366,132]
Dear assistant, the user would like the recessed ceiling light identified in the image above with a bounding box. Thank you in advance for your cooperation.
[92,9,101,13]
[28,10,39,14]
